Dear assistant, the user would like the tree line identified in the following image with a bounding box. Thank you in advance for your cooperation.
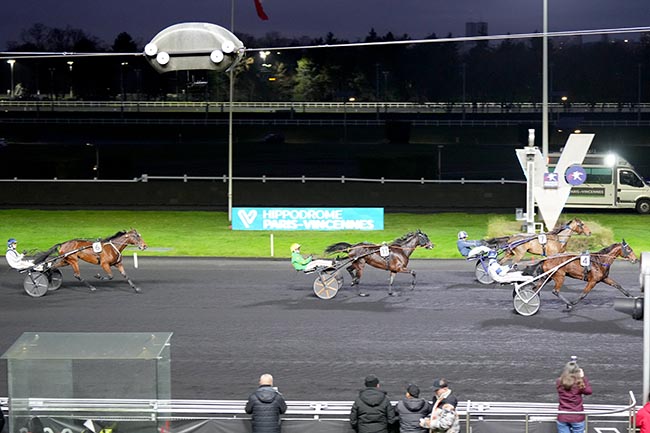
[4,23,650,103]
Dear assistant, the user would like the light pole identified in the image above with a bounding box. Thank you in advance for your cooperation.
[86,143,99,179]
[67,61,74,98]
[437,145,444,180]
[7,60,15,98]
[120,62,128,101]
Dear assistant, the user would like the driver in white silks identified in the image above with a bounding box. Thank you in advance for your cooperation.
[5,238,35,270]
[486,249,535,284]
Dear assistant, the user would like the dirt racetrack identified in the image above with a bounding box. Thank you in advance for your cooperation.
[0,257,644,405]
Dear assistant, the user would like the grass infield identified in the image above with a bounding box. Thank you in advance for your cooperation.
[0,209,647,259]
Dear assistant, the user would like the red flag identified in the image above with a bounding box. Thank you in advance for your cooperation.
[253,0,269,20]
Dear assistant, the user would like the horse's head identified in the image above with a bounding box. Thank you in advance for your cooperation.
[126,229,148,250]
[569,218,591,236]
[621,239,637,263]
[416,229,434,250]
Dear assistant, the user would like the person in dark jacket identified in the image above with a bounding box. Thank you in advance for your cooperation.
[394,384,432,433]
[350,374,397,433]
[245,373,287,433]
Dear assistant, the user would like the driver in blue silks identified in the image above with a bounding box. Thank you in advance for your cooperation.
[456,231,486,257]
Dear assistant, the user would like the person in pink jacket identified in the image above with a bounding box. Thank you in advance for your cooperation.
[637,393,650,433]
[556,359,592,433]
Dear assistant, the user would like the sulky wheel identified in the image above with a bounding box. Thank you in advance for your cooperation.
[475,260,494,284]
[313,270,342,300]
[47,269,63,291]
[23,272,49,297]
[513,284,541,316]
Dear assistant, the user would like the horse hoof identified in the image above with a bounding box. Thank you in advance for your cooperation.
[358,293,369,297]
[133,287,141,293]
[90,287,97,292]
[388,292,396,296]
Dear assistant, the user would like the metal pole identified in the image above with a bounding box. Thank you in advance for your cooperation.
[542,0,549,158]
[8,60,15,98]
[227,0,235,222]
[638,63,642,122]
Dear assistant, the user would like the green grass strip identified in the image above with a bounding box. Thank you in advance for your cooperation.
[0,209,647,259]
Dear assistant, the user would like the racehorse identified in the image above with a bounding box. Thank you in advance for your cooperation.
[487,218,591,264]
[528,240,637,310]
[48,229,148,293]
[324,230,434,296]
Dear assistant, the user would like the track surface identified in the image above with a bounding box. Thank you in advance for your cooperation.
[0,257,644,405]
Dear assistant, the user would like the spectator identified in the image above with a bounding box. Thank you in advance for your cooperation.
[350,374,397,433]
[394,383,432,433]
[245,373,287,433]
[419,378,460,433]
[556,359,592,433]
[432,378,458,409]
[637,393,650,433]
[456,231,485,258]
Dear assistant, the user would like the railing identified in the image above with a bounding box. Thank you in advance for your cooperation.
[0,175,526,185]
[0,100,649,115]
[0,392,639,433]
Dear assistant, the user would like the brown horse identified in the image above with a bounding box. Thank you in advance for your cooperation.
[49,229,148,293]
[324,230,434,296]
[529,240,637,310]
[487,218,591,264]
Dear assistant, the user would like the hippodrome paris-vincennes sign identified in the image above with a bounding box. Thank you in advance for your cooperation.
[232,207,384,231]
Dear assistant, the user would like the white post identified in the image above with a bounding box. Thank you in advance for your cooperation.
[270,233,274,257]
[133,253,138,269]
[525,129,536,234]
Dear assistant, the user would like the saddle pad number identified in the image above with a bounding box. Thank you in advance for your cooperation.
[537,234,547,245]
[92,242,103,253]
[379,245,390,257]
[580,254,590,267]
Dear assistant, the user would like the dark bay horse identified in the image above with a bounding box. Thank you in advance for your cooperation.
[324,230,434,296]
[49,229,148,292]
[529,240,637,310]
[487,218,591,264]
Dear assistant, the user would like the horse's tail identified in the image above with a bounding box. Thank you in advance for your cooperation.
[484,236,509,250]
[324,242,352,256]
[522,261,545,278]
[32,243,62,264]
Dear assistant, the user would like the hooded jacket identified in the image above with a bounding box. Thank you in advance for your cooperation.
[637,401,650,433]
[245,385,287,433]
[350,387,397,433]
[394,397,433,433]
[556,375,592,423]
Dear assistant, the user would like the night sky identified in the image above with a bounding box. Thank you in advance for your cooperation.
[3,0,650,50]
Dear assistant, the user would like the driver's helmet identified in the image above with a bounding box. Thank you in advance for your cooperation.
[7,238,17,248]
[457,231,468,240]
[487,249,498,260]
[290,243,301,253]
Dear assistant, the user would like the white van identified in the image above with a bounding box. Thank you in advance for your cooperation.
[549,153,650,214]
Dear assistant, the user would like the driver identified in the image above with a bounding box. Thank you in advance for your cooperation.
[486,249,534,284]
[290,243,334,272]
[5,238,35,270]
[456,231,486,257]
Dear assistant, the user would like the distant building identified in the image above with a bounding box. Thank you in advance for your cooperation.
[465,22,488,37]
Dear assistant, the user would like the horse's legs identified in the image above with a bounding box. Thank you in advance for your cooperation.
[549,272,573,310]
[115,263,141,293]
[347,263,367,296]
[67,258,97,292]
[95,262,115,280]
[388,272,395,296]
[601,276,631,297]
[410,269,416,290]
